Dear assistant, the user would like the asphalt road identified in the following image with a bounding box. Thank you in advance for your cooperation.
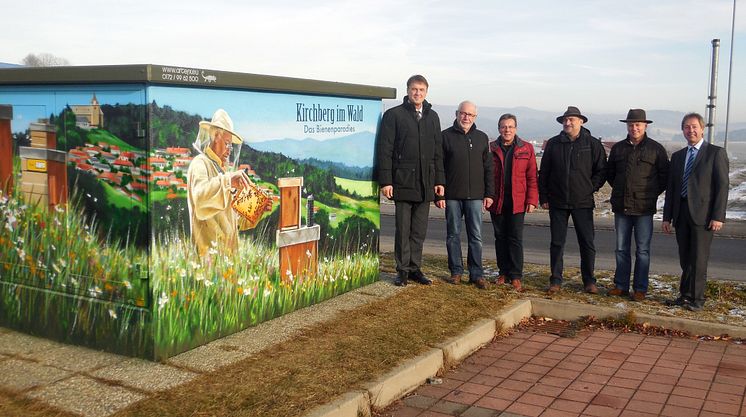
[379,207,746,282]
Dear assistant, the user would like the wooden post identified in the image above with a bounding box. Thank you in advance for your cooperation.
[19,121,67,208]
[279,177,302,230]
[0,105,12,195]
[276,177,320,284]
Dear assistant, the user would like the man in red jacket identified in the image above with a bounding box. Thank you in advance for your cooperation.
[488,114,538,292]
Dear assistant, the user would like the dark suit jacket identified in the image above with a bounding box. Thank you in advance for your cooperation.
[663,141,729,226]
[375,97,445,202]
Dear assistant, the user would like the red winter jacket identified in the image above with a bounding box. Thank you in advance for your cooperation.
[488,137,539,215]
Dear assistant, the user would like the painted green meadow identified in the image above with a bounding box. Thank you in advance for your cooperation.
[334,176,377,197]
[0,176,379,359]
[0,185,152,356]
[150,235,378,359]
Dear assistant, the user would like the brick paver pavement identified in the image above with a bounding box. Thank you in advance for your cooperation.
[380,329,746,417]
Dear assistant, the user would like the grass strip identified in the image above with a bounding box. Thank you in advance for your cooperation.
[0,388,77,417]
[109,254,511,417]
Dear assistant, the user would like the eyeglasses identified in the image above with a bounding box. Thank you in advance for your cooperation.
[458,111,477,118]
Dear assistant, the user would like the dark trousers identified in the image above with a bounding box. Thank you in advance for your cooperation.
[549,207,596,286]
[394,200,430,275]
[490,210,526,280]
[675,199,714,306]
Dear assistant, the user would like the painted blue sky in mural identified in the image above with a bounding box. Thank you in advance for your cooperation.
[148,86,381,143]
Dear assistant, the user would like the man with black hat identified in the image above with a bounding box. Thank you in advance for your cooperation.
[539,106,607,294]
[606,109,669,301]
[376,75,445,286]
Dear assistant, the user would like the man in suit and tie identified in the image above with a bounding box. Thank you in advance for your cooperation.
[376,75,445,286]
[662,113,729,311]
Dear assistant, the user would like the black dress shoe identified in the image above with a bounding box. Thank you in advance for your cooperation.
[409,270,432,285]
[685,303,704,312]
[394,273,408,286]
[665,296,690,307]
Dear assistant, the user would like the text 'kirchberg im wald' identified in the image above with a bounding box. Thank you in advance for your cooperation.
[296,103,364,124]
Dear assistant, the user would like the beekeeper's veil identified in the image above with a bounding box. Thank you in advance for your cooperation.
[192,108,243,169]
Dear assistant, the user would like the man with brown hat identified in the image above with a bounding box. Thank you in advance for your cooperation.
[606,109,669,301]
[539,106,607,294]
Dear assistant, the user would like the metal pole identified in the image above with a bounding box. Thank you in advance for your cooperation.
[706,39,720,144]
[724,0,737,152]
[0,105,13,196]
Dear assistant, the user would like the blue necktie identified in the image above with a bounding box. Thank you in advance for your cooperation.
[681,146,696,197]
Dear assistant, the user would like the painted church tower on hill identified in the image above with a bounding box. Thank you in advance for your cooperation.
[71,93,104,129]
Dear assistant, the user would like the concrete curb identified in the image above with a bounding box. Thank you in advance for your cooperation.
[530,297,622,321]
[302,391,370,417]
[364,347,443,410]
[437,318,496,366]
[530,297,746,338]
[495,299,533,331]
[635,313,746,338]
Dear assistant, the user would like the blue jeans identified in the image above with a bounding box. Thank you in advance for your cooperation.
[445,199,484,280]
[614,213,653,293]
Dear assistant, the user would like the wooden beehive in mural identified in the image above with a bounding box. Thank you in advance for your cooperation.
[276,177,320,284]
[18,122,67,207]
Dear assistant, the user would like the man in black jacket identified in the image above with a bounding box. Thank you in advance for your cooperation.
[376,75,445,286]
[435,101,494,288]
[539,106,606,294]
[606,109,669,302]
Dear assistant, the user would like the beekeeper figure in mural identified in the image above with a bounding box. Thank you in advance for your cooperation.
[187,108,253,257]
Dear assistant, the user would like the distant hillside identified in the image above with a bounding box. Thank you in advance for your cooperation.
[100,103,148,149]
[716,128,746,142]
[53,106,144,151]
[145,103,359,206]
[384,100,746,142]
[149,102,203,149]
[248,131,375,168]
[299,158,372,180]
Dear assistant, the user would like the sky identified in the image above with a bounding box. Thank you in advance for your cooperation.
[4,0,746,123]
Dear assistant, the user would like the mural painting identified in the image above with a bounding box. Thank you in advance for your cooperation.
[0,72,388,359]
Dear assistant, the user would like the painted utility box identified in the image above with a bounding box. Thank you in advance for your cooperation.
[0,64,394,360]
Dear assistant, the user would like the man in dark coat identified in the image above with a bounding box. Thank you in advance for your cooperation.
[539,106,606,294]
[606,109,669,301]
[376,74,445,286]
[436,101,494,288]
[663,112,729,311]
